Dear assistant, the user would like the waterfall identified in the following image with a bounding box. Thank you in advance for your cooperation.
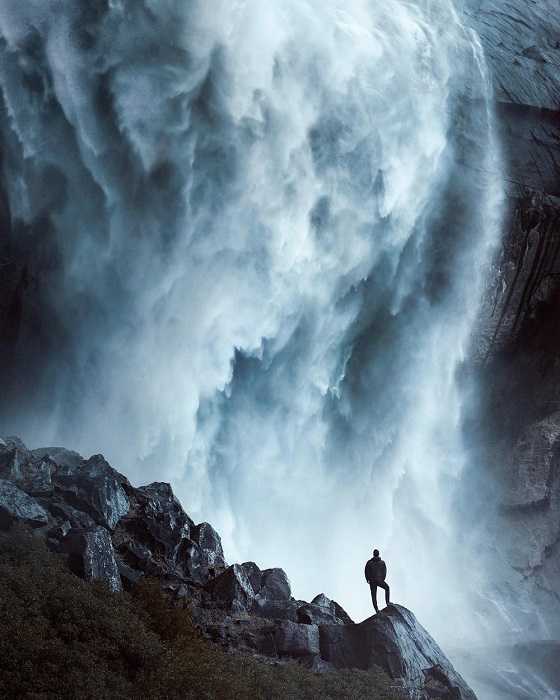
[0,0,503,644]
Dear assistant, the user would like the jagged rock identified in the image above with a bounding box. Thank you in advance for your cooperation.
[130,482,194,562]
[1,436,27,451]
[331,599,353,625]
[42,498,96,528]
[119,481,207,581]
[54,473,129,529]
[0,439,55,495]
[298,593,352,625]
[59,526,122,591]
[31,446,84,471]
[0,479,49,529]
[0,444,21,478]
[241,631,277,656]
[48,521,72,540]
[22,460,53,496]
[191,521,226,570]
[239,561,262,592]
[79,455,133,493]
[116,558,141,591]
[182,538,210,585]
[204,563,255,613]
[274,619,320,657]
[253,568,298,621]
[120,539,153,569]
[260,568,291,599]
[319,604,476,700]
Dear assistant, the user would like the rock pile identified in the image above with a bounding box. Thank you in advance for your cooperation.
[0,436,477,700]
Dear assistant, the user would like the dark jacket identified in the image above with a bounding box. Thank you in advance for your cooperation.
[365,556,387,583]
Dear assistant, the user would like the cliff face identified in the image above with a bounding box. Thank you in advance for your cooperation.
[462,0,560,638]
[465,0,560,365]
[0,435,476,700]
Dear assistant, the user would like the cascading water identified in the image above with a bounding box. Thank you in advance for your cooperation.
[0,0,505,682]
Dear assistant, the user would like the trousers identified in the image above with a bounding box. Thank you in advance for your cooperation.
[369,580,390,611]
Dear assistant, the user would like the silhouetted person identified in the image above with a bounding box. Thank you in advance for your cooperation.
[365,548,390,613]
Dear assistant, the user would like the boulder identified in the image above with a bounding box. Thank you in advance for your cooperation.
[259,567,291,599]
[31,446,85,471]
[298,593,353,625]
[79,454,133,493]
[0,441,56,497]
[331,600,354,625]
[191,521,226,570]
[204,563,255,613]
[253,567,298,621]
[0,479,49,529]
[130,482,194,565]
[116,559,141,591]
[239,561,262,592]
[59,526,122,591]
[48,521,72,540]
[274,619,320,657]
[42,498,96,528]
[1,436,27,451]
[182,538,210,585]
[319,604,476,700]
[245,632,277,657]
[22,459,53,496]
[0,445,21,478]
[120,539,153,569]
[54,474,129,529]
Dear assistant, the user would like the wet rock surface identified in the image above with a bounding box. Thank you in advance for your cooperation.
[58,526,122,592]
[0,478,49,528]
[321,605,477,699]
[0,435,476,700]
[452,0,560,646]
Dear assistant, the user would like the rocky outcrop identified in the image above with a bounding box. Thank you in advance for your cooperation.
[253,567,298,621]
[275,620,321,658]
[298,593,353,625]
[0,435,476,700]
[321,605,477,700]
[0,478,49,529]
[191,521,226,570]
[58,526,122,592]
[204,563,255,613]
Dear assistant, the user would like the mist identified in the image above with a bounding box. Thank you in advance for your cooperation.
[0,0,505,659]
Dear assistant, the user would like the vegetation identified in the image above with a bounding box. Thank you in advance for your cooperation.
[0,525,401,700]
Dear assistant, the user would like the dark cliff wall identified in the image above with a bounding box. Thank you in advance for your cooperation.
[463,0,560,636]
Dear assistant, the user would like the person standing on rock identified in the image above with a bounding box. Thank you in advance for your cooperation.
[365,548,390,613]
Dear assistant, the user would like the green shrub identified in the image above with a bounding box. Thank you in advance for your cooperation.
[0,524,163,699]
